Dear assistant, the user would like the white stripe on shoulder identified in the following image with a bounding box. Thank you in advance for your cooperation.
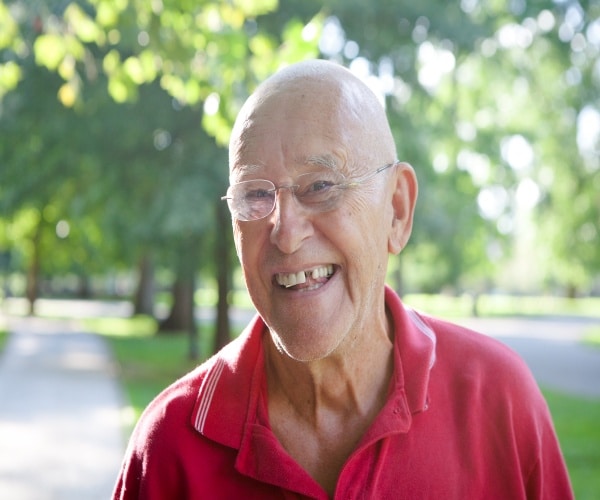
[194,357,226,433]
[405,307,437,368]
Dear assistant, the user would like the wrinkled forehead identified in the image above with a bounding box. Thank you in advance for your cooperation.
[229,83,366,178]
[228,60,396,184]
[232,153,344,181]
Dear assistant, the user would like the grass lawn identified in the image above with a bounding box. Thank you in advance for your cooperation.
[403,292,600,319]
[583,325,600,348]
[542,389,600,499]
[0,330,7,354]
[95,316,600,499]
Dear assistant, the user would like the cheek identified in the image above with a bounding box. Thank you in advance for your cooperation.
[342,197,392,269]
[346,191,372,213]
[343,193,390,236]
[234,224,267,274]
[232,224,244,261]
[233,224,255,263]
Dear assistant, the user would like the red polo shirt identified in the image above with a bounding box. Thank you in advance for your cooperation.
[113,287,573,499]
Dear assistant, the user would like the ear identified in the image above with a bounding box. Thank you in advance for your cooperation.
[388,162,418,255]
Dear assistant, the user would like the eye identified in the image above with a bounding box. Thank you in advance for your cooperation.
[296,171,342,199]
[306,179,336,193]
[245,188,273,200]
[236,180,275,203]
[297,179,337,202]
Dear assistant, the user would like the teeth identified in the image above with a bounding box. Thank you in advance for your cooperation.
[276,265,334,288]
[311,265,333,279]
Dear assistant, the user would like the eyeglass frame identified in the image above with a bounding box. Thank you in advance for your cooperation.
[221,161,399,222]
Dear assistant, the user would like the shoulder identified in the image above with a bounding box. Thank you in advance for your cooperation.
[112,358,216,498]
[410,311,551,439]
[400,310,573,499]
[425,313,526,368]
[129,356,214,447]
[414,311,541,399]
[128,316,265,449]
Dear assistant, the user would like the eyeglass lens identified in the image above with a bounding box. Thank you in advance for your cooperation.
[224,163,396,221]
[227,170,347,221]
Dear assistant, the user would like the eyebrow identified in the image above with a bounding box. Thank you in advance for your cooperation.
[303,155,339,171]
[232,155,340,180]
[232,164,264,176]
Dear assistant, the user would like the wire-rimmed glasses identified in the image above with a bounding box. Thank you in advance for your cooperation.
[221,162,397,222]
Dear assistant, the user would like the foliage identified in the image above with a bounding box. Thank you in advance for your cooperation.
[0,0,322,322]
[0,0,599,321]
[315,0,600,294]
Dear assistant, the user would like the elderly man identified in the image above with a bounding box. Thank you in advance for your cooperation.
[113,60,572,499]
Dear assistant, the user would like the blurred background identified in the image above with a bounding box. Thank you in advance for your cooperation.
[0,0,599,498]
[0,0,599,345]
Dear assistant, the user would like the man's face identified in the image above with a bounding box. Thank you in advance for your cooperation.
[229,84,396,362]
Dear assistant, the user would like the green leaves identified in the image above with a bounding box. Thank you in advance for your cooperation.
[0,1,19,49]
[34,34,71,70]
[4,0,596,296]
[0,61,21,99]
[64,3,105,44]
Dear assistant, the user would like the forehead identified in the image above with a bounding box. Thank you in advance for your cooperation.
[233,154,342,180]
[230,88,358,179]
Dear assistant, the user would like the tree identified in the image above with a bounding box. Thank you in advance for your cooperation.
[313,0,599,295]
[2,0,598,350]
[0,0,322,356]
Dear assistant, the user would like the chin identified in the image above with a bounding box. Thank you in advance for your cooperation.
[270,326,344,363]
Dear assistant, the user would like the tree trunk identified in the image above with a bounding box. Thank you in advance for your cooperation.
[133,253,155,316]
[471,292,480,317]
[25,219,43,316]
[160,272,195,332]
[213,201,231,354]
[159,237,199,360]
[76,273,92,299]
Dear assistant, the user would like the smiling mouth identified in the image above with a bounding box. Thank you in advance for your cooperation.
[275,265,335,289]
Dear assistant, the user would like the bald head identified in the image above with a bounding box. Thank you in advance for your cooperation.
[229,60,397,176]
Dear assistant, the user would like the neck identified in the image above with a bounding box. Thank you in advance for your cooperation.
[263,312,395,494]
[264,309,395,429]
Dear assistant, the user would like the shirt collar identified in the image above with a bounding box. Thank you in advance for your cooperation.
[191,285,437,449]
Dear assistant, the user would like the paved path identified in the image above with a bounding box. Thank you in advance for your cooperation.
[0,316,125,500]
[457,316,600,399]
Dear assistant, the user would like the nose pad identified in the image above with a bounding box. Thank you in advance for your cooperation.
[276,184,298,197]
[271,185,300,217]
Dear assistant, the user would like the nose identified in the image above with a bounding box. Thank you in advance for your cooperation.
[269,188,313,254]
